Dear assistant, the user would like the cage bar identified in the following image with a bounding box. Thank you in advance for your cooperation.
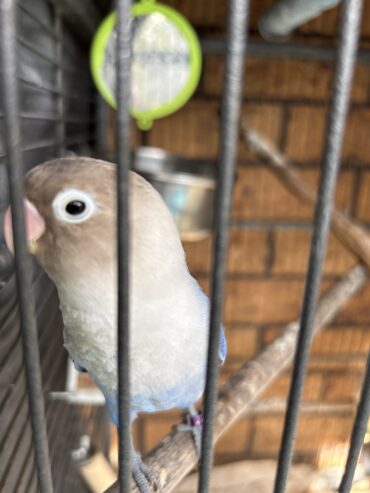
[116,0,132,492]
[338,352,370,493]
[197,1,250,492]
[273,1,364,493]
[54,5,65,158]
[0,0,53,492]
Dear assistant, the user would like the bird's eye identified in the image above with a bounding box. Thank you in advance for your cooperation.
[52,189,97,224]
[65,200,86,215]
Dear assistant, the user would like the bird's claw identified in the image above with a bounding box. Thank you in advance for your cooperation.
[177,410,203,459]
[132,452,159,493]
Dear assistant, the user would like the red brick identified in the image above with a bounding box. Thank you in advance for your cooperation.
[263,325,370,363]
[148,104,370,167]
[233,167,312,220]
[307,359,367,373]
[232,167,354,220]
[286,106,370,165]
[323,372,364,403]
[299,1,370,38]
[273,230,357,275]
[285,106,326,162]
[164,0,275,30]
[343,108,370,163]
[148,101,283,162]
[204,57,330,101]
[225,326,259,360]
[360,1,370,38]
[224,279,304,324]
[148,100,220,159]
[351,64,370,103]
[262,373,323,401]
[164,0,227,29]
[183,229,269,275]
[224,279,331,324]
[215,418,252,456]
[252,415,353,455]
[356,171,370,221]
[312,328,370,356]
[144,0,370,38]
[228,230,269,274]
[251,415,284,454]
[141,411,182,453]
[296,416,353,453]
[204,57,370,104]
[182,237,212,274]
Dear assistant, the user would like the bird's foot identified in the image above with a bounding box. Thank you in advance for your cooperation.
[132,451,159,493]
[177,408,203,459]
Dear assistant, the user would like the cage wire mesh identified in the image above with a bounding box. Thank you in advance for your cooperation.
[0,0,370,493]
[0,0,109,492]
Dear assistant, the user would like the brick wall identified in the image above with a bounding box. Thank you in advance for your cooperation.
[129,0,370,465]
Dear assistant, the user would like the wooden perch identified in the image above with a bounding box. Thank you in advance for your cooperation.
[241,120,370,270]
[104,265,367,493]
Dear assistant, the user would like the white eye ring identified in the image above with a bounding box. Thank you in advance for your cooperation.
[52,188,97,224]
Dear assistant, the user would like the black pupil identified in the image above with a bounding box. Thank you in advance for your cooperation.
[65,200,86,215]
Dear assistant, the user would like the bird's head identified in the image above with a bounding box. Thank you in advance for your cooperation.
[3,157,117,283]
[3,156,185,291]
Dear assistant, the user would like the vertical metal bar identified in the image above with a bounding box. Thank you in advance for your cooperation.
[116,0,132,492]
[54,5,65,157]
[197,1,249,492]
[0,1,54,492]
[273,1,363,492]
[338,352,370,493]
[96,94,110,158]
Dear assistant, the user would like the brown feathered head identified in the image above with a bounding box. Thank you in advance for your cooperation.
[4,156,185,290]
[5,157,118,283]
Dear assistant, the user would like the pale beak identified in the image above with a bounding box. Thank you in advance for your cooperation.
[4,199,45,255]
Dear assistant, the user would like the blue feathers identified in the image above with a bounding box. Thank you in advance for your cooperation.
[103,325,227,426]
[219,326,227,364]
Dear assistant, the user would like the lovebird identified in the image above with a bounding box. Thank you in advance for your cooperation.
[4,157,227,492]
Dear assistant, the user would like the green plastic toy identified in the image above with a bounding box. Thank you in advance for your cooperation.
[90,0,202,130]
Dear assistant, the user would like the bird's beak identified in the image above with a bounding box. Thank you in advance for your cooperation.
[4,199,45,255]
